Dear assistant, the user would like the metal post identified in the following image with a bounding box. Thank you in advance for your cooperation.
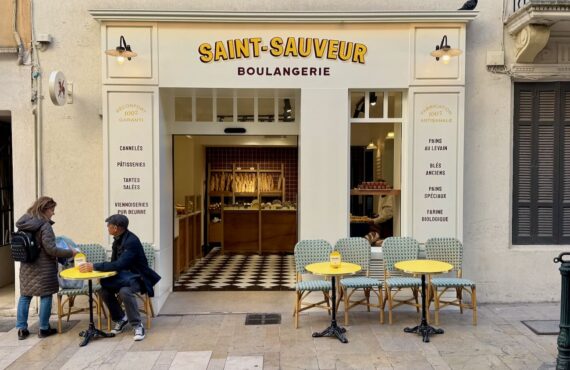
[554,252,570,369]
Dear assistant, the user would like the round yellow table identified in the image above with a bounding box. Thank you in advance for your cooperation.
[60,267,116,346]
[305,262,361,343]
[394,259,453,343]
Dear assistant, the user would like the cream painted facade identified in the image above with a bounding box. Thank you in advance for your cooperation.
[0,0,564,309]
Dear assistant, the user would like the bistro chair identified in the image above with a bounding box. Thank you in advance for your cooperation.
[138,243,156,329]
[382,237,421,324]
[293,239,333,329]
[105,243,157,331]
[57,243,107,334]
[425,237,477,325]
[335,237,384,325]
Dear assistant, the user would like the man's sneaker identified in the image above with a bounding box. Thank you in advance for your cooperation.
[133,324,145,341]
[111,316,128,334]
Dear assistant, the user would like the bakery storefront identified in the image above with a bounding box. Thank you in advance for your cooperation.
[92,10,476,309]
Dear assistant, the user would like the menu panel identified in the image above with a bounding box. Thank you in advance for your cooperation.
[412,93,459,242]
[108,92,154,243]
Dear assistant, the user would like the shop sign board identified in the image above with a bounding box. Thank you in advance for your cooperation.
[412,93,459,242]
[108,92,154,243]
[158,24,410,88]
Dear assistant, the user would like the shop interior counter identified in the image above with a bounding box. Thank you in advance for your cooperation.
[174,211,201,279]
[222,208,297,254]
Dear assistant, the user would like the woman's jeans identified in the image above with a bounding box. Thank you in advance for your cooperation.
[16,295,53,330]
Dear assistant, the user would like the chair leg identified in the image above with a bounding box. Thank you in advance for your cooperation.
[96,294,102,330]
[148,297,155,318]
[343,287,349,326]
[67,296,75,322]
[434,286,441,326]
[387,286,393,325]
[413,288,420,313]
[365,289,371,312]
[378,287,384,324]
[336,288,343,313]
[295,291,301,329]
[457,287,464,314]
[57,294,63,334]
[146,297,151,329]
[471,286,477,326]
[324,292,331,315]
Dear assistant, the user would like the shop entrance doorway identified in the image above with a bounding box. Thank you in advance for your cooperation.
[166,88,301,293]
[0,111,15,314]
[172,135,299,292]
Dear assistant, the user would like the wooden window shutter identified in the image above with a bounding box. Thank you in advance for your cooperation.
[513,83,560,244]
[560,85,570,243]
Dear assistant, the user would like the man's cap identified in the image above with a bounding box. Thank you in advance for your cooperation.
[105,214,129,228]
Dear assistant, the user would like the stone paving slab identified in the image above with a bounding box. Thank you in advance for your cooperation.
[0,302,559,369]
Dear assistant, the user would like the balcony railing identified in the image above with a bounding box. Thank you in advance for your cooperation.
[513,0,528,13]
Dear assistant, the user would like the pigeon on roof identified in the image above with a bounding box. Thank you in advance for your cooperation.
[458,0,478,10]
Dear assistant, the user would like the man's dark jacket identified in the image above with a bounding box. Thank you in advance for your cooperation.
[94,230,161,297]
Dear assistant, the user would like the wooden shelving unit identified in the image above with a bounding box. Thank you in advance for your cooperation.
[350,189,401,196]
[206,163,295,254]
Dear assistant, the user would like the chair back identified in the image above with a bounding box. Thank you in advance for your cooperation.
[425,237,462,272]
[142,243,155,268]
[294,239,333,274]
[77,244,107,264]
[382,237,420,273]
[334,237,370,273]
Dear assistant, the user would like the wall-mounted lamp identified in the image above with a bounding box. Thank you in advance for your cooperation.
[430,35,462,64]
[369,92,377,106]
[365,140,378,151]
[105,35,137,64]
[386,131,395,140]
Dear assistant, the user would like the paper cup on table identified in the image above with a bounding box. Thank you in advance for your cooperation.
[74,252,86,268]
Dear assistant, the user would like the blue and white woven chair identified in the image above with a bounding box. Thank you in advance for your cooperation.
[138,244,156,329]
[57,244,107,333]
[335,237,384,325]
[293,239,333,329]
[425,237,477,325]
[382,237,421,324]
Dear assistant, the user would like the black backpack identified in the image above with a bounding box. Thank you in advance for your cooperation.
[10,231,40,263]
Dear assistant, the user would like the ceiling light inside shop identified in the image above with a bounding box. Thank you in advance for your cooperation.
[366,140,378,150]
[370,92,377,106]
[284,99,292,113]
[386,131,395,139]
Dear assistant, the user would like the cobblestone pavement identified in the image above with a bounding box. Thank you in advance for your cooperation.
[0,292,558,369]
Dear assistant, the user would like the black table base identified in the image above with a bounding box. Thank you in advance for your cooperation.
[312,276,349,343]
[78,279,115,347]
[79,323,115,347]
[404,274,444,343]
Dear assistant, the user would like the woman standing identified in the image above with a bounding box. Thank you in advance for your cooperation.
[15,196,76,339]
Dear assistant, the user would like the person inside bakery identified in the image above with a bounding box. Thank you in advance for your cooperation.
[366,182,394,245]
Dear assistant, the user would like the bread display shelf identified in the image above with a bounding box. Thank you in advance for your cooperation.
[207,162,293,252]
[350,189,401,196]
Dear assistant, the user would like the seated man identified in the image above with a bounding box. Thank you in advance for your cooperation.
[366,194,394,246]
[79,214,161,341]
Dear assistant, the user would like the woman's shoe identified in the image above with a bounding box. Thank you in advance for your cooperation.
[17,329,29,340]
[38,327,57,338]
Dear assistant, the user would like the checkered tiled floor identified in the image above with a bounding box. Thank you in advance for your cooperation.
[174,248,296,291]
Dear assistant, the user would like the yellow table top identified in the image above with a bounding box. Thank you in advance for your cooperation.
[305,262,361,276]
[394,260,453,275]
[60,267,117,280]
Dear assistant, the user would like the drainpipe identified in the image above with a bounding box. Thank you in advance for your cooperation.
[30,0,42,197]
[12,0,24,65]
